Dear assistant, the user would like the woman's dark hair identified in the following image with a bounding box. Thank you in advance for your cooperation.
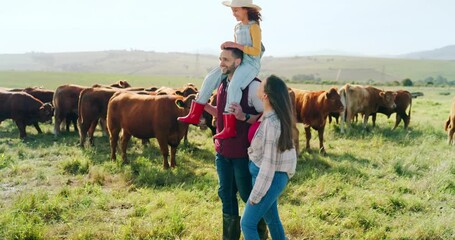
[263,75,295,151]
[244,7,262,25]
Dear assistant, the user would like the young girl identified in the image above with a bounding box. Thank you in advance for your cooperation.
[178,0,264,139]
[241,75,297,239]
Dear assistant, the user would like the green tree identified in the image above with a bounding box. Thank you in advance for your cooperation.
[401,78,413,86]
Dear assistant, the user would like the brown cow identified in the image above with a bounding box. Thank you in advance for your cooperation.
[54,81,131,136]
[53,84,86,136]
[78,87,120,147]
[78,86,153,147]
[372,90,412,129]
[339,84,397,133]
[92,80,131,89]
[293,87,343,155]
[0,91,53,138]
[155,84,198,97]
[107,92,195,168]
[445,96,455,145]
[8,87,54,104]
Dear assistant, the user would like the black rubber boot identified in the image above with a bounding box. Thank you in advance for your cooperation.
[223,214,241,240]
[258,218,269,240]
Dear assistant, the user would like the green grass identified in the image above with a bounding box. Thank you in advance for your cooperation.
[0,71,202,89]
[1,73,455,239]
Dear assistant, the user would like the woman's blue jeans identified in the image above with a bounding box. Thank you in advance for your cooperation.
[241,161,288,240]
[215,153,252,216]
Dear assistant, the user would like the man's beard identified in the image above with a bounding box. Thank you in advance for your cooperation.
[222,63,236,75]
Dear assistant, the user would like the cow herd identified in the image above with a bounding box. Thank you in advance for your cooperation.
[1,81,454,169]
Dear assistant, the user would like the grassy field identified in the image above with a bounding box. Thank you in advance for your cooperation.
[0,73,454,239]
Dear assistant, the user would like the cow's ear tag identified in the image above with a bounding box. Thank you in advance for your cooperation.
[176,100,185,108]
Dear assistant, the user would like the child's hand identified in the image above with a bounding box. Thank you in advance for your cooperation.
[221,41,236,49]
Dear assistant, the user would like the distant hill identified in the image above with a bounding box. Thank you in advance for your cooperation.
[1,50,455,83]
[401,45,455,60]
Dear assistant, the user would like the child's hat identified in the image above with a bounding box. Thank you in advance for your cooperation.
[222,0,261,11]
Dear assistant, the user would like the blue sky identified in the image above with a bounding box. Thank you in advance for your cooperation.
[1,0,454,56]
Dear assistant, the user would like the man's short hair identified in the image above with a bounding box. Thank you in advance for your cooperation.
[224,47,244,61]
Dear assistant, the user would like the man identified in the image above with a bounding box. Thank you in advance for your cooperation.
[204,47,268,239]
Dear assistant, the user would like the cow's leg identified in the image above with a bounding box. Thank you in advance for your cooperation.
[120,133,131,164]
[393,113,402,130]
[15,121,27,139]
[53,113,62,136]
[403,113,410,129]
[362,114,369,130]
[65,118,71,132]
[304,126,311,152]
[156,137,170,169]
[33,122,43,134]
[318,127,326,155]
[183,128,189,145]
[170,144,178,168]
[371,113,377,128]
[78,119,89,147]
[109,128,120,161]
[448,126,454,145]
[87,121,98,146]
[340,109,347,133]
[72,117,78,133]
[99,118,108,137]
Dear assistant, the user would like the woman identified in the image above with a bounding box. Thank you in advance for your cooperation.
[241,75,297,239]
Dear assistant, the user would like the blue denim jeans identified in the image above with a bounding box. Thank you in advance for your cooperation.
[241,161,288,240]
[215,153,252,216]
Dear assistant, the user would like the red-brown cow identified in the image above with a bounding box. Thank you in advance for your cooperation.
[155,84,198,97]
[339,84,397,133]
[371,90,412,129]
[78,87,120,147]
[54,81,131,136]
[293,87,343,155]
[445,96,455,145]
[0,91,53,138]
[8,87,54,104]
[106,92,195,168]
[53,84,86,136]
[78,86,152,147]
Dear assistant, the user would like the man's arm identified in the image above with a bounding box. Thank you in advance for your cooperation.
[204,104,216,116]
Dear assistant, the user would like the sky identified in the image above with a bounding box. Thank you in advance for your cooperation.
[1,0,454,57]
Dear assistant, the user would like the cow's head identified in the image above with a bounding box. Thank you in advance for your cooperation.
[111,80,131,89]
[325,87,344,113]
[175,94,197,110]
[38,102,54,123]
[180,85,198,97]
[379,91,397,109]
[175,94,206,126]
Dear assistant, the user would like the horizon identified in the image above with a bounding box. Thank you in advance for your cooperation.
[1,0,455,57]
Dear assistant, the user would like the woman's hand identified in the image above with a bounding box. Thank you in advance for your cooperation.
[229,103,246,121]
